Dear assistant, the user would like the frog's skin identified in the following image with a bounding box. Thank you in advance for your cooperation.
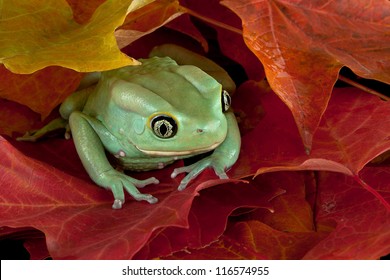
[19,44,241,209]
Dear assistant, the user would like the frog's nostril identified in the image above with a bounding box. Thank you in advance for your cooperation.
[196,128,204,133]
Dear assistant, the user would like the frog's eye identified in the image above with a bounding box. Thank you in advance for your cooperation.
[221,90,231,112]
[151,115,177,138]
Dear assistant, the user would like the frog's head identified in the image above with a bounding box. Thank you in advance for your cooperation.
[101,57,232,157]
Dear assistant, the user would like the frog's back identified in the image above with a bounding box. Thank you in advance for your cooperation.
[108,57,222,115]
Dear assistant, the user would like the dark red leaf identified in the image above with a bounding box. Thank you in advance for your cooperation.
[304,168,390,259]
[164,172,329,259]
[222,0,390,149]
[232,81,390,182]
[245,172,317,233]
[177,0,266,81]
[24,236,49,260]
[135,180,284,259]
[0,137,238,259]
[168,168,390,259]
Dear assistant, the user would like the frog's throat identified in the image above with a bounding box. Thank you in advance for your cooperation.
[135,142,221,156]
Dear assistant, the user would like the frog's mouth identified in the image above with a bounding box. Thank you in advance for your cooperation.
[135,142,221,156]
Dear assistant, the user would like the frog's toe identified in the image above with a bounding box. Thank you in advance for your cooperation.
[122,178,158,204]
[110,183,158,209]
[112,199,124,209]
[178,180,189,191]
[16,131,39,142]
[171,166,193,179]
[110,182,126,206]
[176,166,208,191]
[112,196,157,209]
[172,160,210,191]
[133,177,159,188]
[64,124,72,140]
[174,160,229,191]
[176,172,196,191]
[133,193,158,204]
[213,166,229,180]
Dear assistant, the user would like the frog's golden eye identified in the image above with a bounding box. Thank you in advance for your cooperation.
[221,90,231,112]
[151,115,177,138]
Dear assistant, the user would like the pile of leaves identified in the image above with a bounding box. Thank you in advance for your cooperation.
[1,0,389,259]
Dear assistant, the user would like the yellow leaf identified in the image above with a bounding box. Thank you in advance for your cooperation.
[66,0,107,24]
[126,0,156,14]
[0,0,142,74]
[115,0,185,49]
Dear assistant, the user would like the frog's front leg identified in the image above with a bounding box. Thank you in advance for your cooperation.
[69,112,159,209]
[17,87,95,142]
[171,111,241,190]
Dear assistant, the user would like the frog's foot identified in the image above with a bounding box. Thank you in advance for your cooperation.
[16,130,41,142]
[17,118,68,142]
[64,124,71,140]
[97,170,159,209]
[171,158,228,191]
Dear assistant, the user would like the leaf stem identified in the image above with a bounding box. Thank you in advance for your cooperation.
[339,75,389,101]
[353,175,390,211]
[182,7,243,36]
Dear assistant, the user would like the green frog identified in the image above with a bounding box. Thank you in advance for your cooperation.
[18,44,241,209]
